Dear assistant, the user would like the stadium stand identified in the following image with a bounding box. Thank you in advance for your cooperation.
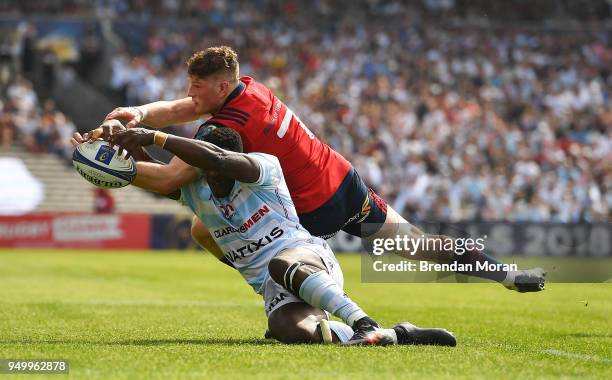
[0,0,609,221]
[0,144,185,213]
[0,78,184,214]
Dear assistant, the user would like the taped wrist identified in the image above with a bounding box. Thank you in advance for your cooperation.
[154,131,168,148]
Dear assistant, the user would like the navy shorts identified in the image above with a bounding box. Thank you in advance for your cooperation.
[298,168,388,239]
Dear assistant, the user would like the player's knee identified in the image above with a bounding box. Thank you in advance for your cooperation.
[269,252,324,293]
[268,256,292,286]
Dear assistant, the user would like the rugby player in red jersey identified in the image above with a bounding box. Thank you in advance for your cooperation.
[73,46,545,293]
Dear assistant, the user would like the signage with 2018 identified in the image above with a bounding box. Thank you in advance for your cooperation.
[329,222,611,257]
[2,215,608,257]
[148,219,612,256]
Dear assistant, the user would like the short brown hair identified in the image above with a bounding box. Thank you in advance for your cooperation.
[186,46,239,81]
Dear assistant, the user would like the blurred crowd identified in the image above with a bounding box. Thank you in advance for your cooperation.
[0,77,76,163]
[1,0,609,22]
[2,0,611,222]
[106,0,611,222]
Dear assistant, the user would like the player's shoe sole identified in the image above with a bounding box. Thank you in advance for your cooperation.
[343,316,396,346]
[394,322,457,347]
[504,267,547,292]
[342,329,397,346]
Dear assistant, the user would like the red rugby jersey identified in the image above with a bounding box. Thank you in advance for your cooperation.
[195,77,351,213]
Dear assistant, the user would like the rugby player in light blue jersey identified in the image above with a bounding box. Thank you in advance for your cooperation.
[108,125,456,346]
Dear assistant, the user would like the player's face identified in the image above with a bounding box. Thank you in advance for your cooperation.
[206,171,234,197]
[188,75,229,115]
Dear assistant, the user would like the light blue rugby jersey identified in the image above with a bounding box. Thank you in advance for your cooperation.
[180,153,315,293]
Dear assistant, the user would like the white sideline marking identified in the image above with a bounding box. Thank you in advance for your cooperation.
[543,349,612,363]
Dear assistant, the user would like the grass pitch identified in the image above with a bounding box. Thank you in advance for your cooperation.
[0,250,610,379]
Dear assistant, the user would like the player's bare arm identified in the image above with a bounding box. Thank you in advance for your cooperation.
[133,157,199,195]
[75,100,201,143]
[105,97,203,129]
[109,128,260,183]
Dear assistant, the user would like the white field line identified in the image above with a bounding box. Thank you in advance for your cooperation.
[3,299,262,307]
[542,349,612,363]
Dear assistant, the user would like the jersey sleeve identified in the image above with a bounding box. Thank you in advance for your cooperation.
[179,181,197,209]
[245,153,282,188]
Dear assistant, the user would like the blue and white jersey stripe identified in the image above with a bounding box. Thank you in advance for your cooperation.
[180,153,316,293]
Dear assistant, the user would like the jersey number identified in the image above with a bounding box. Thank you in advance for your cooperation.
[276,107,315,139]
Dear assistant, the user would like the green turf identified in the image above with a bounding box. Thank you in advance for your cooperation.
[0,250,610,379]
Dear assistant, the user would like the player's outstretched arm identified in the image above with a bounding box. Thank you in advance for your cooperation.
[71,129,198,195]
[109,128,260,183]
[105,98,203,129]
[133,157,199,195]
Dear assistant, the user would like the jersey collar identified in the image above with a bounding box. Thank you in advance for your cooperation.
[222,80,245,108]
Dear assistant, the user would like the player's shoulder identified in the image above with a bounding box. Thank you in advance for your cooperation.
[236,76,273,109]
[207,77,271,129]
[244,152,283,187]
[247,152,281,167]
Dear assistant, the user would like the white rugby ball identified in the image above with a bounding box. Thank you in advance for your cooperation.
[72,140,137,188]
